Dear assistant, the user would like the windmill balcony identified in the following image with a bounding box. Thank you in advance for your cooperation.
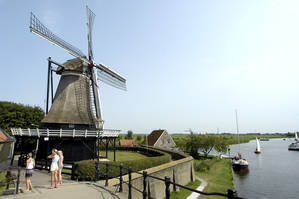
[11,128,120,138]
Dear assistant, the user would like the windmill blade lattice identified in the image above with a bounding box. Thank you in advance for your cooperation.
[96,64,127,91]
[87,6,96,60]
[30,12,88,61]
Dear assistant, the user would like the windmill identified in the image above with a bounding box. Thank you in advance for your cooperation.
[29,6,126,131]
[10,6,126,162]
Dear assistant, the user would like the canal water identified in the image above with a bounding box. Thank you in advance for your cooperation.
[228,138,299,199]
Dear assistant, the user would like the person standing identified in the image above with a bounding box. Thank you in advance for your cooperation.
[48,149,59,189]
[24,152,35,192]
[57,150,64,184]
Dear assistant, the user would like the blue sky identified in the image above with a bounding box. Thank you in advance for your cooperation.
[1,0,299,134]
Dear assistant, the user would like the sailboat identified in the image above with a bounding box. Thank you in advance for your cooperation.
[254,137,261,154]
[232,110,249,172]
[288,132,299,151]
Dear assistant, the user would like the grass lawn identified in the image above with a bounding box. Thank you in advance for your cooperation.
[100,150,149,162]
[0,171,7,195]
[168,179,201,199]
[195,158,234,199]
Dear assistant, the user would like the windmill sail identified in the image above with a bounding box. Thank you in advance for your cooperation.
[96,64,127,90]
[30,12,88,61]
[30,12,127,91]
[86,6,95,60]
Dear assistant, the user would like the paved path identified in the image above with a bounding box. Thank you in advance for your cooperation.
[186,176,208,199]
[2,169,126,199]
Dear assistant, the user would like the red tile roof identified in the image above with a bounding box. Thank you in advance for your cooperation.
[0,128,14,142]
[147,130,165,146]
[119,139,135,146]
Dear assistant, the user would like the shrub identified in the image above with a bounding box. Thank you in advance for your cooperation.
[194,160,210,172]
[73,147,171,181]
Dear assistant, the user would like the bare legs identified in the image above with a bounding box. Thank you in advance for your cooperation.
[50,170,58,188]
[24,177,32,192]
[58,169,62,184]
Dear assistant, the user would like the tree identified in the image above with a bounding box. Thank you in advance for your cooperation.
[197,135,216,157]
[185,132,201,159]
[0,101,45,153]
[125,130,133,139]
[136,135,142,141]
[214,136,229,154]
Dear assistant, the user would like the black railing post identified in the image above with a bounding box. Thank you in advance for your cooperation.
[105,163,109,186]
[95,160,99,181]
[71,163,75,180]
[165,176,171,199]
[119,164,123,192]
[15,167,21,194]
[142,171,147,199]
[128,167,132,199]
[227,189,238,199]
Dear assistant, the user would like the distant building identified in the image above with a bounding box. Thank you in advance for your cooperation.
[146,129,176,149]
[0,128,15,171]
[119,139,135,146]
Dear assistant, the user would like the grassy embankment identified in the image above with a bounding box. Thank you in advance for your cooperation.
[167,158,233,199]
[195,158,234,199]
[168,180,201,199]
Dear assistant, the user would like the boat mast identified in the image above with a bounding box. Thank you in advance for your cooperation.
[235,109,240,152]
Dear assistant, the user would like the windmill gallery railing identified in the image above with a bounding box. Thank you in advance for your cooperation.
[10,128,120,138]
[101,162,244,199]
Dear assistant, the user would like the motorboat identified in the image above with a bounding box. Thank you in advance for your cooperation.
[260,138,269,141]
[288,142,299,151]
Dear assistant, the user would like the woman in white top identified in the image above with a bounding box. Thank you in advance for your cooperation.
[48,149,59,188]
[57,150,64,184]
[24,152,35,192]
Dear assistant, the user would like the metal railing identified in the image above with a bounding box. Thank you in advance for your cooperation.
[101,162,244,199]
[11,128,120,138]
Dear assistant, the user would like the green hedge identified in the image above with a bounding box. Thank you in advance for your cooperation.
[73,147,171,181]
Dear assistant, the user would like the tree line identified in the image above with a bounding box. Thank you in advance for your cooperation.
[0,101,44,134]
[175,131,229,159]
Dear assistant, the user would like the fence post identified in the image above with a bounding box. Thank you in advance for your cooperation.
[128,167,132,199]
[143,171,147,199]
[165,176,171,199]
[95,160,99,181]
[71,163,75,180]
[227,189,238,199]
[15,167,21,194]
[105,163,109,186]
[119,164,123,192]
